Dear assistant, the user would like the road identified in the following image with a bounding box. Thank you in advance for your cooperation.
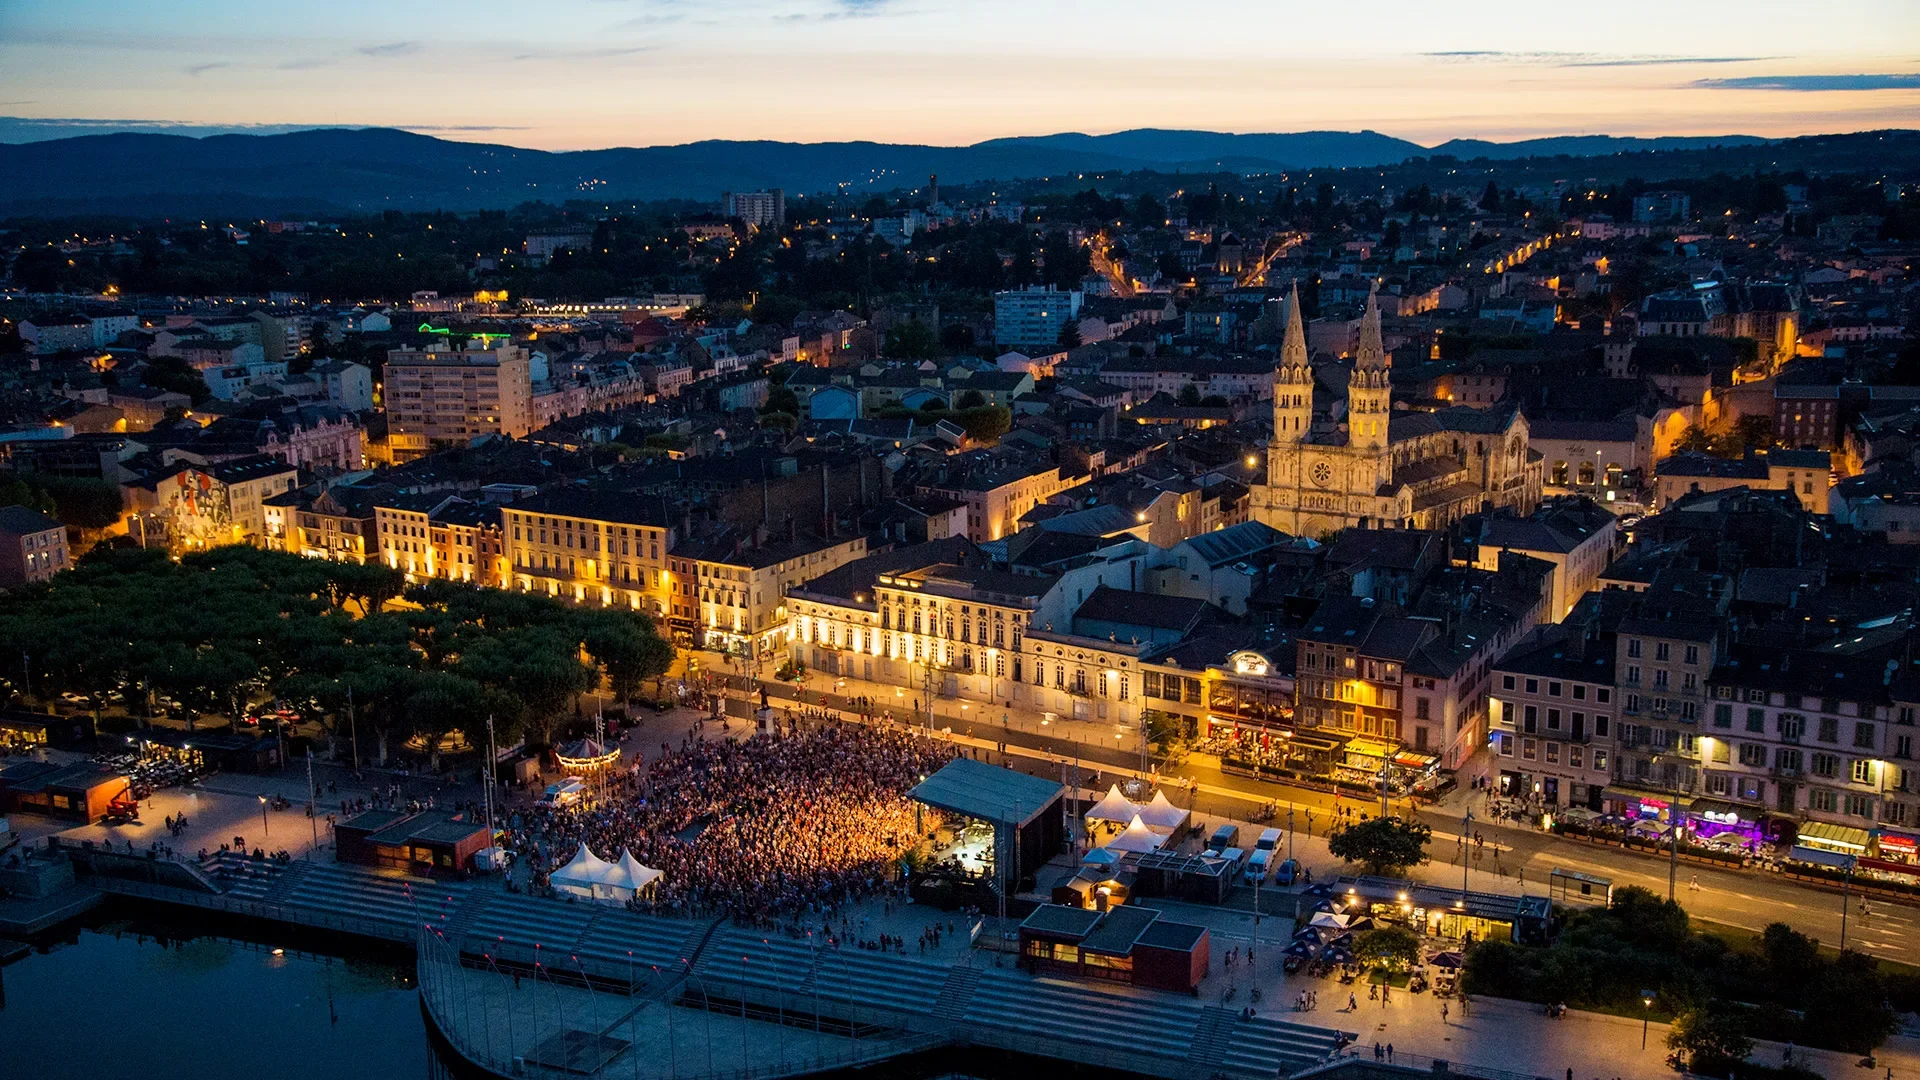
[684,650,1920,968]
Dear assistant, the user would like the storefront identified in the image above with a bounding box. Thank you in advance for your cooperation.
[1335,739,1436,795]
[1602,787,1688,824]
[1797,820,1871,858]
[1686,797,1769,844]
[0,712,95,752]
[1874,829,1920,866]
[1324,878,1552,946]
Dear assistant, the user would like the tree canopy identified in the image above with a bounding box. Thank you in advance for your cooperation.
[1326,815,1432,875]
[0,546,675,762]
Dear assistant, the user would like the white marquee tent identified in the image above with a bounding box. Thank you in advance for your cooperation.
[1084,784,1140,825]
[1137,790,1190,834]
[1102,813,1164,855]
[551,843,662,905]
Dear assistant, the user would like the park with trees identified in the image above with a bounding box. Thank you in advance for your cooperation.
[0,546,675,769]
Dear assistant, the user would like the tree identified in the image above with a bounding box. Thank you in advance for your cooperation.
[884,318,940,360]
[1355,926,1422,972]
[1668,1008,1754,1069]
[954,388,987,410]
[1480,181,1502,212]
[1327,816,1432,875]
[1057,320,1082,349]
[1176,383,1202,407]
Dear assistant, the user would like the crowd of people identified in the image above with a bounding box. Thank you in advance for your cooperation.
[505,722,955,923]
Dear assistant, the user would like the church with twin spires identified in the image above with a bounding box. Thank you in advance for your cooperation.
[1250,283,1542,539]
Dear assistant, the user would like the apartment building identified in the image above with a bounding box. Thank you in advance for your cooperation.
[384,342,534,462]
[499,489,675,613]
[0,506,70,586]
[993,286,1083,349]
[1489,625,1618,810]
[669,529,869,659]
[373,494,507,587]
[1470,497,1620,622]
[919,457,1075,543]
[1606,617,1720,814]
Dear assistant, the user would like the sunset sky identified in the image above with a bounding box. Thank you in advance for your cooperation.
[1,0,1917,149]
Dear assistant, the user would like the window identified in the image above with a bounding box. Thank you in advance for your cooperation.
[1812,753,1840,779]
[1854,722,1877,750]
[1548,681,1562,698]
[1523,705,1537,733]
[1898,734,1914,760]
[1593,716,1609,738]
[1522,738,1537,761]
[1819,717,1839,744]
[1573,685,1587,701]
[1655,642,1671,662]
[1746,707,1766,733]
[1713,703,1733,729]
[1846,793,1874,818]
[1625,665,1641,685]
[1545,742,1560,764]
[1415,697,1431,721]
[1706,773,1732,796]
[1525,678,1538,694]
[1653,669,1669,689]
[1501,674,1515,690]
[1853,759,1878,785]
[1739,743,1767,767]
[1628,638,1643,659]
[1776,748,1803,773]
[1625,694,1640,714]
[1780,714,1805,741]
[1685,644,1700,665]
[1811,789,1837,812]
[1547,708,1561,731]
[1597,689,1611,704]
[1593,749,1607,772]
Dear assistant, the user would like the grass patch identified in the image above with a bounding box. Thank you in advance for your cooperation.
[1693,918,1920,979]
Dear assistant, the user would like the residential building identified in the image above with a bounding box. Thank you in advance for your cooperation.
[722,189,784,228]
[0,506,70,585]
[374,494,508,587]
[1489,625,1618,809]
[1470,498,1619,622]
[670,530,869,659]
[994,287,1084,349]
[1654,450,1831,514]
[500,488,676,613]
[384,341,534,461]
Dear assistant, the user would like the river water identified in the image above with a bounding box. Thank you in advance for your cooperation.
[0,903,1127,1080]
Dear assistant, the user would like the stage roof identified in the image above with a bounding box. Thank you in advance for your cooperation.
[910,756,1065,829]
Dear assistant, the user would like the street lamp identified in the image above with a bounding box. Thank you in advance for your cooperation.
[1640,990,1655,1049]
[258,794,270,840]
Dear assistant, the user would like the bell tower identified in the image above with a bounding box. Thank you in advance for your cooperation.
[1272,282,1312,445]
[1346,282,1391,452]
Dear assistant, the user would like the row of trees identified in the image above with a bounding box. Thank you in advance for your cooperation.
[0,546,675,766]
[1463,887,1899,1057]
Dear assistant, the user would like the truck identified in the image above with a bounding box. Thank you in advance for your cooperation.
[1207,823,1240,852]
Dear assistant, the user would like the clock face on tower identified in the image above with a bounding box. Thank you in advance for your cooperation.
[1310,460,1333,487]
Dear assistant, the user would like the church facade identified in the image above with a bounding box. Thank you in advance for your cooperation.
[1251,285,1542,539]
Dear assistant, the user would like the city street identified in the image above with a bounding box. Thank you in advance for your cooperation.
[682,648,1920,968]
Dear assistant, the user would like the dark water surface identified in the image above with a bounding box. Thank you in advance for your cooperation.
[0,902,1141,1080]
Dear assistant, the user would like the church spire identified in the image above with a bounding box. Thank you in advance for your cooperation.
[1280,281,1308,375]
[1355,280,1386,372]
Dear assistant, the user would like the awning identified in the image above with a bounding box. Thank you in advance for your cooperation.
[1393,751,1439,768]
[1789,844,1855,869]
[1798,821,1870,853]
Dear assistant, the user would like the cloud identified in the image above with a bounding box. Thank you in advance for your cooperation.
[277,58,335,71]
[357,41,422,57]
[1693,74,1920,91]
[509,44,660,61]
[1424,50,1773,67]
[779,0,910,21]
[184,62,230,77]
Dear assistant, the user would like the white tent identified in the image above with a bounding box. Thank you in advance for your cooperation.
[616,848,664,897]
[1103,813,1164,855]
[1085,784,1140,825]
[1137,790,1190,833]
[551,843,619,902]
[1308,912,1352,930]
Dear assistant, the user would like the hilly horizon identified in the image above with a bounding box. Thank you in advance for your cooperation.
[0,123,1858,218]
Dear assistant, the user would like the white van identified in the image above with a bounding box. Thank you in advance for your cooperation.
[1256,828,1282,852]
[541,778,585,806]
[1216,845,1246,869]
[1244,848,1271,884]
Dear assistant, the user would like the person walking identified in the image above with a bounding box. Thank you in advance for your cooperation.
[1441,1002,1449,1025]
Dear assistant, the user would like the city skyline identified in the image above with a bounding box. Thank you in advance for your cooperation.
[1,0,1917,149]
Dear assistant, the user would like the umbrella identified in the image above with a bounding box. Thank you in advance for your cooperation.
[1309,912,1351,930]
[1324,946,1355,964]
[1304,882,1335,897]
[1328,933,1355,949]
[1428,951,1464,970]
[1347,916,1376,931]
[1283,941,1317,957]
[1292,926,1327,944]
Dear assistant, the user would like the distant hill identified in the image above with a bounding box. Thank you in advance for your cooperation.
[0,124,1898,217]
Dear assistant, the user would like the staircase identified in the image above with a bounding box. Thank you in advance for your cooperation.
[1185,1007,1237,1068]
[930,966,983,1023]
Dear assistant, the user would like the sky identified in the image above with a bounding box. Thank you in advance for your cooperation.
[1,0,1917,149]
